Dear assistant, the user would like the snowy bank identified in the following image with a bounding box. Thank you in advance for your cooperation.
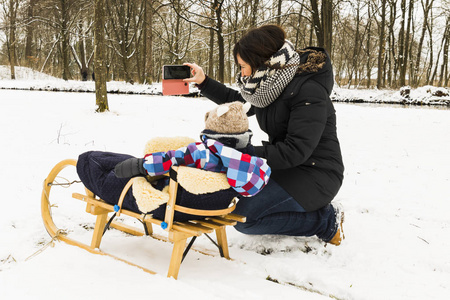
[1,65,449,106]
[332,85,450,106]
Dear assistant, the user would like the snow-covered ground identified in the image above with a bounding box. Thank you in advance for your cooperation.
[0,73,450,299]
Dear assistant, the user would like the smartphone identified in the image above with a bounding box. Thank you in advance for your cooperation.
[163,65,191,80]
[162,65,191,96]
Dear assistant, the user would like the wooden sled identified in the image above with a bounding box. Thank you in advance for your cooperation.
[41,159,246,279]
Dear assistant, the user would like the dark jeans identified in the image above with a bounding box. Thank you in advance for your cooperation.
[233,179,337,242]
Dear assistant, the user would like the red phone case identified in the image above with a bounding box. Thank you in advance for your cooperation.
[162,79,189,96]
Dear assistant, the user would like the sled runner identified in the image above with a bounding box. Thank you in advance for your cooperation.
[41,159,245,279]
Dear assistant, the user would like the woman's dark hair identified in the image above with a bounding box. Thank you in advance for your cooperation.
[233,25,286,72]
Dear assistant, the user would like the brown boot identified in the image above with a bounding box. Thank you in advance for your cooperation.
[328,204,345,246]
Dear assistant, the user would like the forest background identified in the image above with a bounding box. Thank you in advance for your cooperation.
[0,0,449,91]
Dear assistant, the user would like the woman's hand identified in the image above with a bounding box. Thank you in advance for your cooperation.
[183,62,206,85]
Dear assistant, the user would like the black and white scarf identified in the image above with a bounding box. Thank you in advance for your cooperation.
[237,40,300,108]
[200,129,254,154]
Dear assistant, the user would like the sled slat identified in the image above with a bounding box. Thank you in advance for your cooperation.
[73,193,114,212]
[174,221,214,234]
[173,198,236,216]
[223,213,246,223]
[207,216,237,226]
[110,221,145,237]
[192,219,224,230]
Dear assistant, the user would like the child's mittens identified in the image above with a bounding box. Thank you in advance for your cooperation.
[114,158,147,178]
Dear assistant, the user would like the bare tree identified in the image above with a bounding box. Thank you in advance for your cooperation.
[71,18,94,81]
[366,2,372,88]
[143,0,153,84]
[24,0,37,67]
[387,0,397,86]
[59,0,71,80]
[397,0,413,87]
[411,0,433,87]
[94,0,108,112]
[105,0,145,83]
[173,0,225,82]
[276,0,283,25]
[6,0,18,79]
[438,16,450,86]
[2,0,450,90]
[310,0,333,54]
[249,0,260,27]
[376,0,387,89]
[346,0,364,87]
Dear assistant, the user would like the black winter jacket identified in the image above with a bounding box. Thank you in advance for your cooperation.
[199,47,344,211]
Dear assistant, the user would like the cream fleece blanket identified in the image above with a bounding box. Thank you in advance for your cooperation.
[132,136,231,213]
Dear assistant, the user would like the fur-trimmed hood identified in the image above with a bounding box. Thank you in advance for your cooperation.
[295,47,334,95]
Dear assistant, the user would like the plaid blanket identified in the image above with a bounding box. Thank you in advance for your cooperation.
[143,138,271,196]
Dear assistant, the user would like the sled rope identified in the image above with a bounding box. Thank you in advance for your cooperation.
[137,213,152,236]
[102,213,117,236]
[180,233,225,263]
[25,229,67,261]
[47,176,81,187]
[204,233,225,257]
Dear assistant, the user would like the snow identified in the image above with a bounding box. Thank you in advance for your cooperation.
[0,66,162,95]
[1,70,450,299]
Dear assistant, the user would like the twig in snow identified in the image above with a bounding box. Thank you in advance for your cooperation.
[417,236,429,244]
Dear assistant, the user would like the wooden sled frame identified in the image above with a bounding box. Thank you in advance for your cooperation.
[41,159,246,279]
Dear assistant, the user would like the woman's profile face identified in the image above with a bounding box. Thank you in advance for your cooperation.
[237,54,252,77]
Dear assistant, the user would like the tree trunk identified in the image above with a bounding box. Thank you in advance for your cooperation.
[174,0,181,64]
[366,6,372,88]
[208,28,214,77]
[388,0,397,86]
[208,2,215,77]
[294,4,304,49]
[144,0,153,84]
[430,39,443,84]
[120,1,132,82]
[9,0,18,80]
[397,1,405,86]
[426,11,434,85]
[94,0,109,112]
[377,0,386,89]
[78,21,89,81]
[60,0,71,80]
[215,0,225,83]
[400,0,413,86]
[276,0,282,25]
[348,2,361,87]
[412,0,433,87]
[438,17,450,86]
[398,0,409,87]
[310,0,323,47]
[25,0,37,68]
[106,0,134,83]
[322,0,332,55]
[250,0,259,27]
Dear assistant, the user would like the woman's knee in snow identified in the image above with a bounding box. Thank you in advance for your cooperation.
[234,219,259,234]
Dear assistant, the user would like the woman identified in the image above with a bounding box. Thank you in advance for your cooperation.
[184,24,345,245]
